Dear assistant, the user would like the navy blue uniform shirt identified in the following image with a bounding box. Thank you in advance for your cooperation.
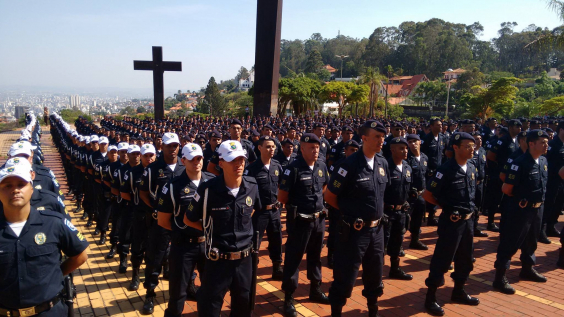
[421,133,446,171]
[279,156,329,213]
[406,152,428,191]
[427,158,477,213]
[384,159,412,206]
[505,151,548,204]
[244,159,283,207]
[140,157,185,209]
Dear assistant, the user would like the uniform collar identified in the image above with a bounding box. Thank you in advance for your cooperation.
[0,207,42,239]
[214,175,249,193]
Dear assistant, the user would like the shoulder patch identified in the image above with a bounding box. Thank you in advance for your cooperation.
[64,218,77,231]
[436,172,443,179]
[511,164,519,171]
[194,192,200,202]
[337,167,347,177]
[162,186,168,194]
[284,169,291,176]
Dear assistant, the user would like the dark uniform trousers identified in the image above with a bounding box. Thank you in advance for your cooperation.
[384,210,406,256]
[130,211,150,268]
[109,199,122,245]
[165,234,206,317]
[96,195,113,234]
[143,219,171,292]
[252,207,283,263]
[425,212,474,287]
[328,225,384,306]
[543,180,563,228]
[327,206,341,256]
[473,181,484,231]
[118,203,135,256]
[282,217,325,294]
[198,256,252,317]
[409,195,425,235]
[495,205,542,269]
[73,167,83,202]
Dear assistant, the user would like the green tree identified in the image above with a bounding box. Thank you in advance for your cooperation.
[460,77,520,118]
[541,96,564,115]
[278,76,322,115]
[120,106,136,116]
[204,77,228,116]
[304,49,324,75]
[360,67,387,116]
[137,106,146,113]
[320,81,364,116]
[60,109,92,123]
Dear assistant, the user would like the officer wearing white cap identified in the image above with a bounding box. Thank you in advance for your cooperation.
[139,132,184,314]
[207,119,256,176]
[0,165,88,316]
[92,136,110,235]
[95,143,119,245]
[158,143,215,316]
[185,140,261,317]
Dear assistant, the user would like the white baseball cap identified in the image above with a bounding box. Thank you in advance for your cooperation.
[108,145,118,152]
[181,143,203,160]
[162,132,180,145]
[78,136,85,142]
[85,136,91,145]
[0,166,33,184]
[8,142,33,157]
[127,145,141,154]
[5,157,32,170]
[117,142,129,151]
[90,135,100,143]
[217,140,246,162]
[141,144,156,155]
[99,136,109,144]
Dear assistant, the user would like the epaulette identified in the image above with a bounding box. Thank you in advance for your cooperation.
[243,175,257,184]
[38,209,64,219]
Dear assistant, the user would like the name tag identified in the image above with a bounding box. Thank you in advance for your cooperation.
[300,177,312,181]
[212,207,229,211]
[357,177,369,182]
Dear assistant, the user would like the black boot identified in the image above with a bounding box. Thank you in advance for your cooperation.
[141,291,155,315]
[106,244,116,259]
[546,224,561,237]
[492,268,515,294]
[98,233,106,245]
[128,267,140,291]
[76,201,83,213]
[330,303,343,317]
[186,277,199,300]
[327,252,334,269]
[473,229,489,237]
[283,292,297,317]
[272,261,284,281]
[539,224,552,244]
[118,254,127,273]
[451,280,479,305]
[389,256,413,280]
[558,248,564,268]
[81,212,88,221]
[409,234,428,250]
[93,228,100,235]
[519,265,547,282]
[424,287,444,316]
[368,304,380,317]
[486,222,499,232]
[309,280,330,304]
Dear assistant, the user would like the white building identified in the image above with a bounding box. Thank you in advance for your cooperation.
[238,70,255,91]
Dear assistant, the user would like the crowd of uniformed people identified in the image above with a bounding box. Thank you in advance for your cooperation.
[2,111,564,317]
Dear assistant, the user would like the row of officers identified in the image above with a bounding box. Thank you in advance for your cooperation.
[48,116,564,317]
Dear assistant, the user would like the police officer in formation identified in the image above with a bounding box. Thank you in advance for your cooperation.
[406,134,429,249]
[421,118,447,225]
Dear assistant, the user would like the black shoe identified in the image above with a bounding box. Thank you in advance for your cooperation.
[389,267,413,280]
[141,296,155,315]
[284,293,297,317]
[368,304,380,317]
[519,267,547,283]
[558,248,564,269]
[409,239,428,250]
[70,196,77,202]
[118,255,127,273]
[309,281,330,304]
[272,262,284,281]
[425,288,444,316]
[399,247,405,257]
[186,278,199,300]
[451,285,480,305]
[546,225,561,237]
[487,223,499,232]
[427,218,438,226]
[474,229,489,237]
[493,269,515,294]
[80,212,87,220]
[93,228,100,235]
[106,245,116,259]
[129,268,140,291]
[98,234,106,245]
[538,230,552,244]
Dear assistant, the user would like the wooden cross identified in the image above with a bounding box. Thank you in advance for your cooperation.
[134,46,182,120]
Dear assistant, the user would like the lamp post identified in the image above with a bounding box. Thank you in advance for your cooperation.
[335,55,349,79]
[445,68,453,118]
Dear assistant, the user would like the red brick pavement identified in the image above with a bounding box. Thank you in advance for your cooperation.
[28,127,564,316]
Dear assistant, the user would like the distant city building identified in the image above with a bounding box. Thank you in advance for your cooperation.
[443,68,466,82]
[238,70,255,91]
[69,95,81,108]
[14,105,30,119]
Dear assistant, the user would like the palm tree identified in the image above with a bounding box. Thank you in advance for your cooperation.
[360,67,387,117]
[526,1,564,50]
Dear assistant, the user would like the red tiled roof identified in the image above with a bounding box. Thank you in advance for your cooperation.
[323,64,337,73]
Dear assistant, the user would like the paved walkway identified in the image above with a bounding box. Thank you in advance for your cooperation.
[6,127,564,316]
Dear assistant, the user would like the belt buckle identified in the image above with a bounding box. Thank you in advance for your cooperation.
[231,252,241,260]
[519,199,528,208]
[450,212,461,222]
[532,202,542,208]
[209,248,220,261]
[353,219,364,230]
[19,307,36,317]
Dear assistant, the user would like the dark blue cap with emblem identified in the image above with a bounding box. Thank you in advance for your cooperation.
[406,134,421,141]
[390,137,408,146]
[362,120,387,134]
[300,133,321,144]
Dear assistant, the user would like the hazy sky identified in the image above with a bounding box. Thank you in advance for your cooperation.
[0,0,560,94]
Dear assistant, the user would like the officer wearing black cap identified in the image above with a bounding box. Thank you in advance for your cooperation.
[384,136,413,280]
[406,134,429,250]
[540,121,564,242]
[383,122,404,159]
[470,131,489,237]
[326,139,359,268]
[493,129,549,294]
[421,118,447,225]
[327,125,355,167]
[203,130,222,172]
[485,119,522,231]
[158,143,215,317]
[184,140,261,317]
[422,132,479,316]
[0,165,89,317]
[313,123,331,161]
[325,120,388,317]
[278,132,330,316]
[95,144,118,245]
[274,138,297,168]
[244,136,284,280]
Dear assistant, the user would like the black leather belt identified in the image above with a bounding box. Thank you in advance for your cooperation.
[173,235,205,245]
[297,209,327,221]
[352,218,381,230]
[209,245,252,261]
[265,201,281,210]
[447,211,473,222]
[519,200,543,209]
[387,204,403,211]
[0,295,61,317]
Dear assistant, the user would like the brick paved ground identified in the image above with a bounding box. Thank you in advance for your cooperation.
[6,127,564,316]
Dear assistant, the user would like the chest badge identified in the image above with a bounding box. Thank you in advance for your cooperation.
[406,170,411,177]
[379,167,386,177]
[322,143,325,147]
[424,161,427,166]
[34,232,47,245]
[158,169,165,177]
[318,170,323,177]
[544,165,548,171]
[275,170,279,176]
[482,154,486,161]
[246,196,253,207]
[184,187,190,194]
[471,173,475,180]
[34,185,42,189]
